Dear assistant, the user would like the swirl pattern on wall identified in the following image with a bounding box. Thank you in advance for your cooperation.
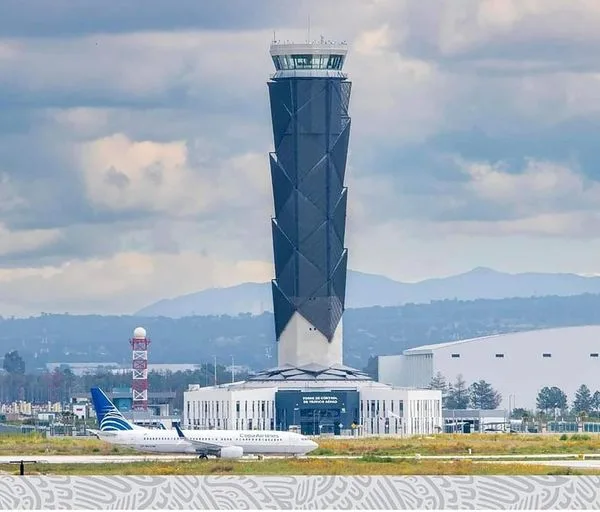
[1,475,599,509]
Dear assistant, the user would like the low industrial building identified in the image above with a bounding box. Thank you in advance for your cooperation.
[183,363,442,436]
[378,325,600,411]
[443,409,509,433]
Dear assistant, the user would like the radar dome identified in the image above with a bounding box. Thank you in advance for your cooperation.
[133,327,147,339]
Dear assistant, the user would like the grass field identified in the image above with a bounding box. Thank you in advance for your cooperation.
[0,433,136,455]
[0,457,596,476]
[314,433,600,456]
[3,432,600,457]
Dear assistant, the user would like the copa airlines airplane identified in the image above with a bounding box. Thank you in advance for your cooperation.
[89,387,318,459]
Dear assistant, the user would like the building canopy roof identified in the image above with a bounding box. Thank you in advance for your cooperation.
[247,363,373,382]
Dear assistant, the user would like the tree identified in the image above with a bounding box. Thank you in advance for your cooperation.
[510,407,530,419]
[429,372,447,390]
[592,391,600,417]
[428,372,449,408]
[3,350,25,374]
[446,374,470,409]
[572,384,593,415]
[536,386,568,414]
[469,380,502,410]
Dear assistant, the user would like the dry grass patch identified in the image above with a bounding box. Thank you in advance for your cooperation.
[314,434,600,456]
[0,434,136,455]
[0,458,596,476]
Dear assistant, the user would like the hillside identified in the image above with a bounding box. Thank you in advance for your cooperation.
[3,293,600,373]
[135,267,600,318]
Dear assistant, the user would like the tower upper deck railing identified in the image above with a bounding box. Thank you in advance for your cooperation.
[269,38,348,79]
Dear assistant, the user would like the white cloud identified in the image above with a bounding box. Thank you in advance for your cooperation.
[432,212,600,238]
[0,224,61,257]
[460,158,600,214]
[79,133,271,217]
[0,30,273,103]
[0,251,273,316]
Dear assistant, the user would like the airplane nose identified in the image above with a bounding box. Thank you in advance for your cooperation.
[309,440,318,450]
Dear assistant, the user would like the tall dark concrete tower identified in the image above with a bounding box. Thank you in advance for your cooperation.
[267,39,351,367]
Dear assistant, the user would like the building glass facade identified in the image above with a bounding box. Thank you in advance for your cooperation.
[268,52,352,342]
[275,389,359,435]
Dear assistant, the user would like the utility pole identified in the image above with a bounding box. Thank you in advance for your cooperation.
[213,356,217,386]
[231,356,235,383]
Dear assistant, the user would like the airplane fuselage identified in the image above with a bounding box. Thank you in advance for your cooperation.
[96,428,315,456]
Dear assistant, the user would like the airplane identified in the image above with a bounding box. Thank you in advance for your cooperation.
[88,387,318,459]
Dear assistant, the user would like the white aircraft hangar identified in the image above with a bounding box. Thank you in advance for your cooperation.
[378,325,600,411]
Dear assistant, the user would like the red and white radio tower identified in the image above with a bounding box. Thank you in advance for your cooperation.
[130,327,150,411]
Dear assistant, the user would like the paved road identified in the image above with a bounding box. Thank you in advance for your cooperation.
[0,455,198,464]
[308,453,600,460]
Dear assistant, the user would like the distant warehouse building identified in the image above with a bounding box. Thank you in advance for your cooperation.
[378,326,600,411]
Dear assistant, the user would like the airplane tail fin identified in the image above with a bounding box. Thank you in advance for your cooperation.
[90,387,136,431]
[174,422,185,439]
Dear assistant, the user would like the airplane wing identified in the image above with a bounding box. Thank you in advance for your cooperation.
[174,423,223,454]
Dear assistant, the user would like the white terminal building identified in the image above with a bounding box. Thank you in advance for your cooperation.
[378,325,600,411]
[184,364,442,436]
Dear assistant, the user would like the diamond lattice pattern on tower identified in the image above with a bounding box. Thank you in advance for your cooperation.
[269,78,352,341]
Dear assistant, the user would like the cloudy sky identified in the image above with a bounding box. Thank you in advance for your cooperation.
[1,0,600,316]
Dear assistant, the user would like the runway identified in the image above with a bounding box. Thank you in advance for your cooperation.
[0,455,198,464]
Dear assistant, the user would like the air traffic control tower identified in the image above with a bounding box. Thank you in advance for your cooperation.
[267,38,351,368]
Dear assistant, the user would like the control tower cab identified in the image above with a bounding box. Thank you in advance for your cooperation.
[269,38,348,79]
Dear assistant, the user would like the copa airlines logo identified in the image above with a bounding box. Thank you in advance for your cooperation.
[99,409,133,431]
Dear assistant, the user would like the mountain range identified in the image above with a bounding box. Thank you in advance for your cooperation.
[135,267,600,318]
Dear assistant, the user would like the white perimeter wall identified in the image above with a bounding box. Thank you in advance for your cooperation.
[379,326,600,411]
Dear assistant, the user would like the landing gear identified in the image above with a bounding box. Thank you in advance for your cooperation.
[198,454,209,460]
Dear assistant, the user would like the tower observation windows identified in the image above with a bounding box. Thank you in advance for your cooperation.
[272,54,345,71]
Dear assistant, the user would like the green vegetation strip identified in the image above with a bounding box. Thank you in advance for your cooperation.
[4,433,600,458]
[0,458,596,476]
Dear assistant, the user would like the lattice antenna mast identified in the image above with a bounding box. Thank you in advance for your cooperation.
[130,327,150,411]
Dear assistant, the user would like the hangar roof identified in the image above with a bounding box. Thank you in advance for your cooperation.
[402,325,600,354]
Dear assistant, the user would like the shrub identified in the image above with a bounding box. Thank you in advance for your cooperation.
[361,455,394,463]
[571,434,591,441]
[559,434,568,441]
[208,464,234,473]
[548,467,581,475]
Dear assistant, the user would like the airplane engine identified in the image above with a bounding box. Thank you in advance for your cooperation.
[219,446,244,459]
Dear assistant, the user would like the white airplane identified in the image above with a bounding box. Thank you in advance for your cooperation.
[89,387,318,459]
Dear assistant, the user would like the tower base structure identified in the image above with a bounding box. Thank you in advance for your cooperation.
[277,313,342,367]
